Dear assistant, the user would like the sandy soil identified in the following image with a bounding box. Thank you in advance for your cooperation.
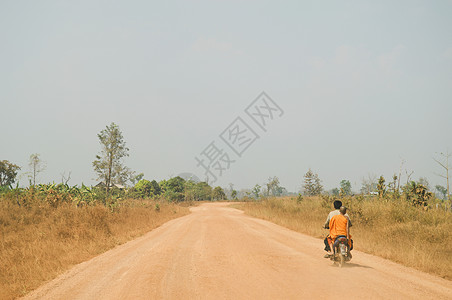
[23,202,452,300]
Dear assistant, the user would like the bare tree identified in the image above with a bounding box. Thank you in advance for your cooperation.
[28,153,46,186]
[433,151,451,200]
[360,174,377,194]
[61,171,72,185]
[405,169,414,185]
[397,158,405,193]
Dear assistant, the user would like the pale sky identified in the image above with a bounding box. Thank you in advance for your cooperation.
[1,1,451,192]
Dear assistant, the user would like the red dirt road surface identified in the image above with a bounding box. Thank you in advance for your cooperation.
[24,203,452,300]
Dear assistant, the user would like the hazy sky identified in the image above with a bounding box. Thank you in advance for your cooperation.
[1,1,451,192]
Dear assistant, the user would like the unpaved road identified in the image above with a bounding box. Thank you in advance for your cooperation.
[24,203,452,300]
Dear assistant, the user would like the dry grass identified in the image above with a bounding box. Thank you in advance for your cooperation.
[236,196,452,280]
[0,199,190,300]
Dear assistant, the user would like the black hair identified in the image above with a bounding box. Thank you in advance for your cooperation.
[333,200,342,209]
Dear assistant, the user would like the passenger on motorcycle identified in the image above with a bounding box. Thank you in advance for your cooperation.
[323,200,352,257]
[326,206,352,257]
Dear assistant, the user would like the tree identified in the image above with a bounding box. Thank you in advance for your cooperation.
[29,153,45,186]
[302,169,323,196]
[407,181,432,207]
[166,176,185,193]
[252,184,261,199]
[93,123,130,193]
[162,176,185,202]
[0,160,21,187]
[135,179,152,198]
[313,174,323,195]
[61,171,72,185]
[134,179,160,198]
[435,185,447,200]
[391,174,398,194]
[130,172,144,186]
[150,180,161,196]
[267,176,284,197]
[212,186,226,200]
[360,174,377,194]
[377,176,386,199]
[331,188,340,196]
[226,183,235,199]
[195,182,212,200]
[231,189,238,200]
[340,180,352,196]
[433,151,451,200]
[397,159,405,193]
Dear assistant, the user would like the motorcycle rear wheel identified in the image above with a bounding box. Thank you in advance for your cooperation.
[339,254,345,268]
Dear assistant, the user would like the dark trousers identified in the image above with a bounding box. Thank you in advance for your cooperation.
[324,236,353,252]
[324,237,331,252]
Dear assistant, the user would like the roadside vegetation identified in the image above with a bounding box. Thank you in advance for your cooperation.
[237,195,451,280]
[0,165,227,300]
[237,167,451,280]
[0,188,190,300]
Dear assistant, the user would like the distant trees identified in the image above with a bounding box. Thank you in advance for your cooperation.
[156,176,219,202]
[134,179,152,197]
[134,179,161,198]
[435,185,447,200]
[266,176,286,197]
[331,188,340,196]
[361,174,377,194]
[0,160,21,187]
[212,186,226,200]
[252,184,261,199]
[160,176,185,202]
[149,180,161,196]
[28,154,45,186]
[194,182,213,200]
[93,122,131,193]
[302,169,323,196]
[340,180,352,196]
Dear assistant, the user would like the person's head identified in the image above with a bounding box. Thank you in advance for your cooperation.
[340,206,347,215]
[333,200,342,209]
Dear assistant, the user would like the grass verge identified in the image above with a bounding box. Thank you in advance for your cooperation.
[0,199,190,299]
[235,196,452,280]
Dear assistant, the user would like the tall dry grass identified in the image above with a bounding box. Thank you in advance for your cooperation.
[0,199,189,300]
[237,196,452,280]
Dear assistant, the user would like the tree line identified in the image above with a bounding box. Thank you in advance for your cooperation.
[1,122,450,204]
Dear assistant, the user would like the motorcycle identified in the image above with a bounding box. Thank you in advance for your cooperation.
[330,236,352,267]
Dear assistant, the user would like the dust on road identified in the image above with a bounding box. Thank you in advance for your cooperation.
[24,203,452,299]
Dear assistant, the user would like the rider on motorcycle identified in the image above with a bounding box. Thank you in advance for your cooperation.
[323,200,352,257]
[327,206,351,255]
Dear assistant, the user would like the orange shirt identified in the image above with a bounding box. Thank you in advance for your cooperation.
[329,214,349,239]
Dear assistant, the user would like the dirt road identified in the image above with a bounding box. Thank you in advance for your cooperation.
[24,203,452,299]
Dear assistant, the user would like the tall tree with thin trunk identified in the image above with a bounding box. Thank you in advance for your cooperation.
[28,154,45,186]
[93,122,130,194]
[433,151,451,201]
